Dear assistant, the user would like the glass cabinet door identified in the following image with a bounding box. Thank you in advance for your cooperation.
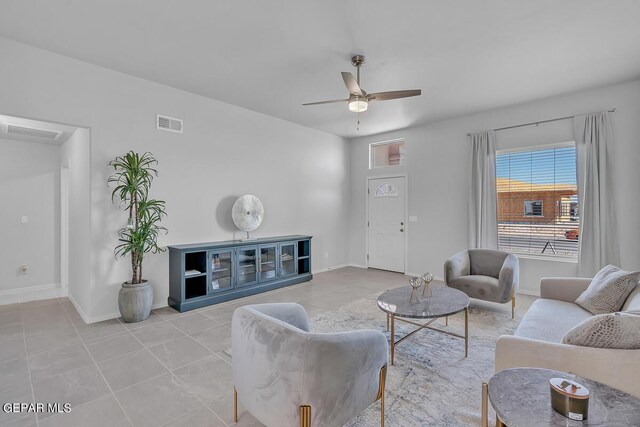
[236,247,258,287]
[209,250,233,293]
[258,245,277,282]
[279,242,297,277]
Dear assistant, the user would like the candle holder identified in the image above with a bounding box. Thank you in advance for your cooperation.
[421,272,434,298]
[408,276,423,303]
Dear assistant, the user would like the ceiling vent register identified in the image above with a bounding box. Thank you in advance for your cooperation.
[2,124,62,140]
[156,114,183,133]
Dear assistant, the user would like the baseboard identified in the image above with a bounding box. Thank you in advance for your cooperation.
[347,263,368,269]
[67,293,91,324]
[516,289,540,297]
[312,263,349,274]
[0,283,67,304]
[82,301,168,324]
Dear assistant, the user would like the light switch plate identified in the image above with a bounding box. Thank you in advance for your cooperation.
[409,216,418,223]
[21,216,29,224]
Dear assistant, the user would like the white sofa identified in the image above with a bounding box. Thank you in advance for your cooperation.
[495,277,640,398]
[231,303,388,427]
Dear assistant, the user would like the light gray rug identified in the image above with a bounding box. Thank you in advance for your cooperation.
[308,292,518,427]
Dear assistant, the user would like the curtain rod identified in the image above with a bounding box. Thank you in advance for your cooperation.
[466,108,616,137]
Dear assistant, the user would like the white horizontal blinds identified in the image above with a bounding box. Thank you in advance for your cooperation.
[496,144,579,258]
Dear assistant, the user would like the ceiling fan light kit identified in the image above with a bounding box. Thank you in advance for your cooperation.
[303,55,421,127]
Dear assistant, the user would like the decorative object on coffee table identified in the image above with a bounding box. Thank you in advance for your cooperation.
[408,276,423,303]
[377,285,470,365]
[232,194,264,241]
[108,151,167,323]
[481,368,640,427]
[422,272,434,298]
[549,377,589,421]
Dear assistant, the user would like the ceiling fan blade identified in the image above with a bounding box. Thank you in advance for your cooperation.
[341,72,363,96]
[302,99,348,106]
[368,89,421,101]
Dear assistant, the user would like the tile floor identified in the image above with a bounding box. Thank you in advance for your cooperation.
[0,267,535,427]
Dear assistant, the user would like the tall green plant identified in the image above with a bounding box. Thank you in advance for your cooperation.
[108,151,167,284]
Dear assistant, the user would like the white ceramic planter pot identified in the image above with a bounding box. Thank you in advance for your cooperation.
[118,280,153,322]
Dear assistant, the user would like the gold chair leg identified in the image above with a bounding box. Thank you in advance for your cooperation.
[233,387,238,423]
[376,365,387,427]
[481,382,488,427]
[300,405,311,427]
[511,295,516,320]
[496,416,506,427]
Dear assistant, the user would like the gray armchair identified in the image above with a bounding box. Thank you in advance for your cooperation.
[444,249,519,318]
[231,303,388,427]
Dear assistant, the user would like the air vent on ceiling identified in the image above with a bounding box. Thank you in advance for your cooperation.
[3,124,62,140]
[156,114,183,134]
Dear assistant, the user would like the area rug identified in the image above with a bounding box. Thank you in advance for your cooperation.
[308,291,519,427]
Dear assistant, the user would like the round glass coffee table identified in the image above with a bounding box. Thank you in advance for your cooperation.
[377,285,470,365]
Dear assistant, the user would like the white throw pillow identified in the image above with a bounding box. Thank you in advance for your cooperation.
[562,312,640,349]
[575,265,640,314]
[622,284,640,312]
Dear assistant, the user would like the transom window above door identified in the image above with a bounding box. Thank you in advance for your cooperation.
[369,139,405,169]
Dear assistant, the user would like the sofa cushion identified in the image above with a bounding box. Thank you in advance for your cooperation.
[515,299,593,343]
[448,275,499,301]
[562,312,640,349]
[622,284,640,312]
[575,265,640,314]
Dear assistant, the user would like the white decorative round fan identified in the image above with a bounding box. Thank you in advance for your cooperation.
[232,195,264,240]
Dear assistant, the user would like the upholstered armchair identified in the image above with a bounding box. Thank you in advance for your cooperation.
[444,249,519,318]
[231,303,388,427]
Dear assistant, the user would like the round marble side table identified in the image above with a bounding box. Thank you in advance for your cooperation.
[481,368,640,426]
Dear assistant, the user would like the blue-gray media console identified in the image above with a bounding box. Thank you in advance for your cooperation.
[168,235,312,312]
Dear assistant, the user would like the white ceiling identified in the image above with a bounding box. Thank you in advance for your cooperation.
[1,0,640,138]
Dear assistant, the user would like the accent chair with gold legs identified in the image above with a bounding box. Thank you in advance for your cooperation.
[232,303,389,427]
[445,249,519,319]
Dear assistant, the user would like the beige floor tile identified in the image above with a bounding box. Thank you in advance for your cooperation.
[0,336,27,364]
[154,306,187,320]
[0,310,22,328]
[38,394,130,427]
[25,325,80,355]
[162,405,225,427]
[170,313,219,335]
[190,324,231,353]
[208,393,263,426]
[0,358,31,398]
[0,323,24,340]
[85,331,144,363]
[149,336,212,370]
[131,321,185,347]
[172,355,232,403]
[121,312,164,330]
[98,348,167,391]
[28,343,93,382]
[32,364,110,420]
[75,318,127,342]
[23,315,73,337]
[0,303,20,314]
[115,373,202,427]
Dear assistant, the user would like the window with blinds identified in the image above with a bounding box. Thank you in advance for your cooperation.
[496,143,579,258]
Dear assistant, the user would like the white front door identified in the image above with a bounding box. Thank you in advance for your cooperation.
[367,176,405,272]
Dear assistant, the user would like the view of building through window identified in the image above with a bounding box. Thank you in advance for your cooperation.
[370,139,405,169]
[496,143,579,258]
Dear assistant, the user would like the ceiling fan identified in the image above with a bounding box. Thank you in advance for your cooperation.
[303,55,421,113]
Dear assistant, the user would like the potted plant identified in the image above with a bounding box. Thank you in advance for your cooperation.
[108,151,167,322]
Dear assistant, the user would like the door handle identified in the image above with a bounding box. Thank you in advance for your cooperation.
[400,228,404,232]
[401,221,404,226]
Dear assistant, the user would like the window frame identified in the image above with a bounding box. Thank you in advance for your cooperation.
[495,141,579,262]
[523,200,544,217]
[369,138,406,170]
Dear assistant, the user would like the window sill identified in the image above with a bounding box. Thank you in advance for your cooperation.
[513,253,578,264]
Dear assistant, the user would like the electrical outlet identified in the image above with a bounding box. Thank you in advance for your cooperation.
[21,216,29,224]
[19,264,28,274]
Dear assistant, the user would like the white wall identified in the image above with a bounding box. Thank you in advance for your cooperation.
[348,80,640,294]
[0,36,350,321]
[0,137,60,293]
[60,128,92,317]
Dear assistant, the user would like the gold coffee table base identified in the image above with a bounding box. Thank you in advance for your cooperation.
[386,307,468,365]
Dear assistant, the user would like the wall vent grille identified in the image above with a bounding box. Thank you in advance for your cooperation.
[3,124,62,140]
[156,114,183,133]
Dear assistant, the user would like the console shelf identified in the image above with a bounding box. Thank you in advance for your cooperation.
[168,235,312,312]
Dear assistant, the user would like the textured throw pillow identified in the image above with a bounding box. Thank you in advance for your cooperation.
[562,312,640,349]
[575,265,640,314]
[622,284,640,312]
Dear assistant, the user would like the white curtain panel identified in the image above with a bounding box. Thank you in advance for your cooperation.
[574,112,620,276]
[468,131,498,249]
